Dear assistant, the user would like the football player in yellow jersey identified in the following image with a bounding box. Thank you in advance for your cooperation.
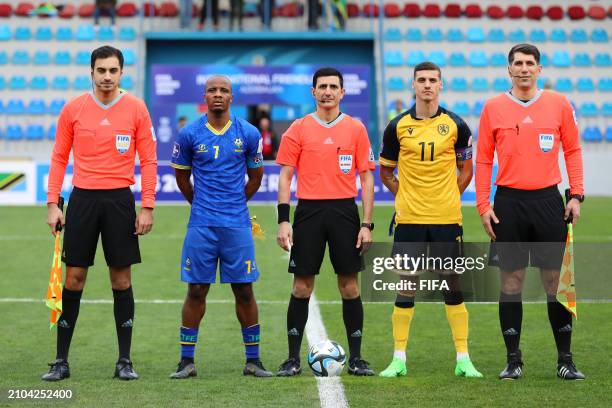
[378,62,482,378]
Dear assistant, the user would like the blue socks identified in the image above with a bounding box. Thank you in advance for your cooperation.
[180,326,198,362]
[242,324,260,362]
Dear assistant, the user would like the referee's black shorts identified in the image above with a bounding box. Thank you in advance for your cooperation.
[62,187,141,268]
[490,185,567,271]
[289,198,363,275]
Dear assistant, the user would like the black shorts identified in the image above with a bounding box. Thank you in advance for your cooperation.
[289,198,363,275]
[490,185,567,271]
[393,224,464,263]
[63,187,141,268]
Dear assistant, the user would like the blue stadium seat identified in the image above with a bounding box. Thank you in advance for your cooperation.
[52,76,70,90]
[555,78,573,92]
[56,27,73,41]
[573,53,591,67]
[14,27,31,41]
[472,100,485,116]
[384,28,402,42]
[76,25,95,41]
[407,50,425,66]
[26,124,45,141]
[30,76,48,90]
[508,29,526,42]
[570,28,588,43]
[537,77,550,89]
[582,127,602,142]
[97,26,114,41]
[605,127,612,142]
[493,77,511,92]
[33,50,51,65]
[550,29,567,43]
[0,100,4,114]
[601,102,612,116]
[428,51,446,67]
[467,27,485,42]
[448,52,466,67]
[490,53,506,67]
[450,77,468,92]
[447,28,463,42]
[406,28,422,42]
[35,26,53,41]
[0,76,5,90]
[10,76,27,90]
[591,29,609,43]
[27,99,47,115]
[579,102,598,117]
[49,99,66,115]
[594,53,611,67]
[119,27,136,41]
[529,29,547,42]
[469,51,488,67]
[122,49,136,65]
[6,125,24,141]
[73,76,91,90]
[12,50,29,65]
[384,50,403,66]
[540,52,550,67]
[451,101,470,117]
[576,78,595,92]
[48,124,57,140]
[76,51,90,65]
[552,51,571,67]
[425,28,443,42]
[54,51,72,65]
[487,28,505,43]
[471,78,488,92]
[598,78,612,92]
[121,75,134,90]
[0,24,10,41]
[6,99,26,115]
[387,77,404,91]
[0,51,7,64]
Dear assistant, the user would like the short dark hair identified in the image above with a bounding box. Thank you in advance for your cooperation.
[312,67,343,88]
[508,43,540,64]
[413,61,441,79]
[91,45,124,70]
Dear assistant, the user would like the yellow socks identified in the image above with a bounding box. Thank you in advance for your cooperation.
[392,306,415,353]
[445,303,469,354]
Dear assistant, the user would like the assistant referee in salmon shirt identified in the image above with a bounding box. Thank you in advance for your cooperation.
[43,45,158,381]
[275,67,376,376]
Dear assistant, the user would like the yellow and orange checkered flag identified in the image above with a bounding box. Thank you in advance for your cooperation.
[557,222,577,319]
[250,216,265,240]
[46,230,63,329]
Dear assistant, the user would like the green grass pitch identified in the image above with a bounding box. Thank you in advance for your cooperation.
[0,199,611,407]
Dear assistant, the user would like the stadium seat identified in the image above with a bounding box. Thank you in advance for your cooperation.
[487,28,505,43]
[78,4,95,17]
[387,77,404,91]
[546,6,563,20]
[362,4,379,17]
[0,75,5,89]
[449,52,466,67]
[486,5,504,19]
[12,50,29,65]
[384,3,401,18]
[0,24,9,40]
[48,124,57,140]
[471,78,488,92]
[6,99,26,114]
[58,4,75,18]
[540,52,550,67]
[508,29,526,42]
[446,28,463,42]
[464,4,482,18]
[54,51,71,65]
[576,78,595,92]
[493,77,511,92]
[123,49,136,65]
[555,78,573,92]
[406,28,422,42]
[143,2,160,16]
[0,3,12,17]
[27,99,46,114]
[451,101,470,117]
[0,50,7,64]
[450,77,468,92]
[552,51,571,68]
[160,1,179,17]
[384,51,403,66]
[97,26,114,41]
[49,99,66,115]
[425,28,443,42]
[579,102,598,117]
[76,51,90,65]
[472,100,485,116]
[30,76,48,90]
[119,26,136,41]
[73,76,91,90]
[384,28,402,42]
[76,25,95,41]
[26,124,45,140]
[603,103,612,117]
[537,77,550,89]
[428,51,446,66]
[443,3,461,18]
[422,4,441,18]
[594,53,612,67]
[15,2,34,17]
[14,26,31,40]
[33,50,50,65]
[52,76,69,90]
[34,26,52,41]
[529,29,546,42]
[550,29,567,42]
[582,127,602,142]
[403,3,420,17]
[407,50,425,66]
[121,75,134,90]
[573,53,591,67]
[6,125,24,141]
[467,27,485,43]
[570,29,588,43]
[567,5,585,20]
[346,3,359,18]
[469,51,487,67]
[56,26,73,41]
[605,127,612,142]
[525,5,544,20]
[592,29,609,43]
[598,79,612,92]
[507,5,524,19]
[117,2,138,17]
[587,5,606,20]
[490,53,506,67]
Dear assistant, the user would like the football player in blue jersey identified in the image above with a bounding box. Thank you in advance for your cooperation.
[169,75,272,378]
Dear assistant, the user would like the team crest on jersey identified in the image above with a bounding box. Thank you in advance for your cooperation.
[196,144,207,153]
[115,134,131,154]
[339,154,353,174]
[234,138,244,148]
[438,124,449,135]
[539,134,554,152]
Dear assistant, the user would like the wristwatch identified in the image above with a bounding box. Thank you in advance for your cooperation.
[570,194,585,203]
[361,222,374,231]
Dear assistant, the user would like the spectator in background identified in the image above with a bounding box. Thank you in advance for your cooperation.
[259,0,274,30]
[258,117,278,160]
[94,0,117,26]
[199,0,219,30]
[177,116,188,131]
[387,99,406,120]
[307,0,319,30]
[230,0,244,31]
[326,0,347,30]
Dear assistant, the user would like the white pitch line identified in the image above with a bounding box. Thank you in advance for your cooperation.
[305,293,350,408]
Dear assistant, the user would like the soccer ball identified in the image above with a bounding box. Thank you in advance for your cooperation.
[307,340,346,377]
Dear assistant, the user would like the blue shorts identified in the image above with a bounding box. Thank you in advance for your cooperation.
[180,226,259,284]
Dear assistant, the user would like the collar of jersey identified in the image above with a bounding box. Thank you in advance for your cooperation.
[309,112,345,128]
[89,90,125,110]
[205,118,232,135]
[504,89,543,107]
[408,105,442,121]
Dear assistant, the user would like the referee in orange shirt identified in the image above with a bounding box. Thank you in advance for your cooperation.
[476,44,585,380]
[275,67,376,376]
[43,46,158,381]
